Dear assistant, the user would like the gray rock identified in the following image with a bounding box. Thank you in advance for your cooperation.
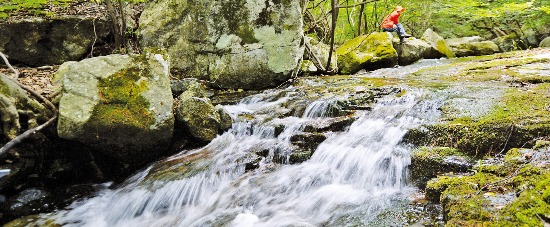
[540,37,550,48]
[0,74,52,140]
[0,16,110,66]
[176,95,221,142]
[492,33,527,52]
[421,28,455,58]
[56,51,174,164]
[302,37,337,74]
[393,38,432,65]
[139,0,304,90]
[446,37,500,57]
[216,105,233,132]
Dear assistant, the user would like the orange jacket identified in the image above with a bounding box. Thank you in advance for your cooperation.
[381,6,405,29]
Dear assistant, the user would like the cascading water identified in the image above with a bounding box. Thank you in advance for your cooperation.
[51,82,441,226]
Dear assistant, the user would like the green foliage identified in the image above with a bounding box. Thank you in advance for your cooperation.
[306,0,550,45]
[0,0,148,19]
[0,0,72,19]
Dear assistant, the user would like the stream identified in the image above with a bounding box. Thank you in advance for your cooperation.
[51,60,453,226]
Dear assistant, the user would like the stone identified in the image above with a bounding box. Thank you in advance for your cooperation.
[0,16,110,66]
[303,37,338,73]
[56,51,174,164]
[336,32,398,74]
[446,37,500,57]
[492,33,527,52]
[173,78,229,141]
[421,28,455,58]
[0,74,52,140]
[392,38,432,65]
[540,37,550,48]
[139,0,304,90]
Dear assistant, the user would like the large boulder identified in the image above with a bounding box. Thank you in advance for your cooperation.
[392,38,432,65]
[446,37,500,57]
[175,80,232,142]
[0,16,110,66]
[336,32,397,74]
[56,51,174,164]
[139,0,304,90]
[421,28,455,58]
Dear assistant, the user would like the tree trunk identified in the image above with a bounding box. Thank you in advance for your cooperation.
[357,3,365,36]
[326,0,338,72]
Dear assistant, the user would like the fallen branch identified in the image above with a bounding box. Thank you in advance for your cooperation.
[0,116,58,157]
[304,41,327,72]
[0,52,58,157]
[0,52,19,79]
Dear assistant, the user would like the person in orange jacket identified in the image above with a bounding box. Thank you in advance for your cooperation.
[381,6,412,43]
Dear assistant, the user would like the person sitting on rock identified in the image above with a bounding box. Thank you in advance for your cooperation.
[381,5,412,44]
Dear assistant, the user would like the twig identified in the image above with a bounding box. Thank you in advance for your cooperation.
[497,124,515,156]
[477,166,522,194]
[0,52,19,79]
[304,41,327,72]
[0,54,58,157]
[0,116,58,157]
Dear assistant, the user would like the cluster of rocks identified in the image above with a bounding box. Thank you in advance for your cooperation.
[0,0,549,223]
[303,28,550,75]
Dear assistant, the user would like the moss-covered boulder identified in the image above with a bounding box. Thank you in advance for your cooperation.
[0,16,110,66]
[393,38,432,65]
[424,146,550,226]
[410,146,472,188]
[175,80,231,142]
[56,52,174,164]
[139,0,304,90]
[0,74,52,141]
[492,33,527,52]
[336,32,397,74]
[421,28,455,58]
[540,37,550,48]
[446,37,500,57]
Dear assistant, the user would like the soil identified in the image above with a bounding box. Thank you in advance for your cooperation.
[0,0,144,97]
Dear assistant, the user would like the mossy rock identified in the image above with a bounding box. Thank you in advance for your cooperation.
[541,37,550,48]
[410,146,472,188]
[421,28,455,58]
[0,16,110,66]
[336,32,398,74]
[57,51,174,165]
[492,33,527,52]
[0,74,52,141]
[176,95,221,142]
[139,0,304,90]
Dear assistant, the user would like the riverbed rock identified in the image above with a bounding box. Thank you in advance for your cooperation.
[446,37,500,57]
[175,80,229,142]
[56,51,174,164]
[139,0,304,90]
[0,16,110,66]
[336,32,398,74]
[540,37,550,48]
[393,38,432,65]
[410,146,472,188]
[492,33,527,52]
[421,28,455,58]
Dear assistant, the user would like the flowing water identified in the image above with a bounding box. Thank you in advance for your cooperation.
[51,61,448,226]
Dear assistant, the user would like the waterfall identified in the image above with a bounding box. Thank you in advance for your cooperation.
[52,87,438,227]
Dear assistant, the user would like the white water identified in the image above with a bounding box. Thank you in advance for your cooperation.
[52,87,439,226]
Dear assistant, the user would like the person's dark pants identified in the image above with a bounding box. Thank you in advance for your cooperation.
[382,23,407,42]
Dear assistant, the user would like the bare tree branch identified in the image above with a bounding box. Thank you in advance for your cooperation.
[0,52,19,79]
[0,53,58,157]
